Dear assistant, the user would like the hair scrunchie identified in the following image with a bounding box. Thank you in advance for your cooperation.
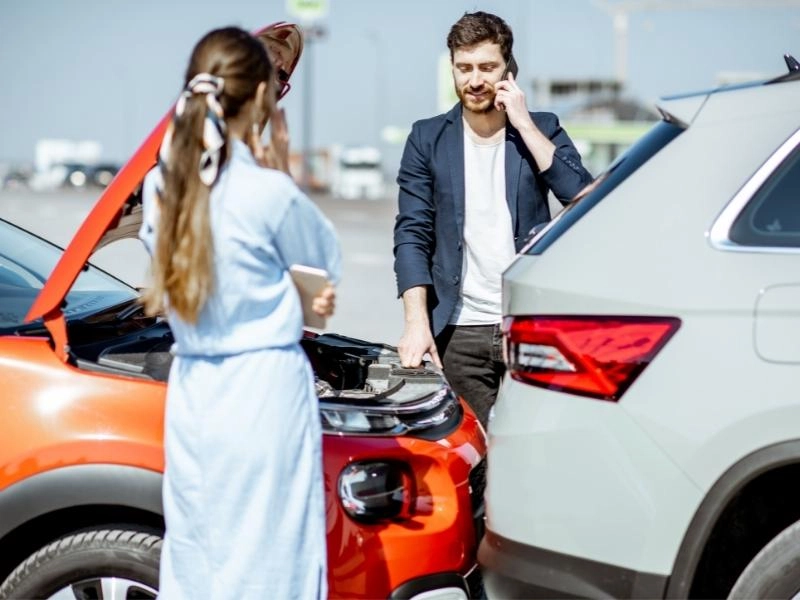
[156,72,228,192]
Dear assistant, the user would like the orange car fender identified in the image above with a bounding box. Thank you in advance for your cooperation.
[0,336,165,489]
[0,463,163,540]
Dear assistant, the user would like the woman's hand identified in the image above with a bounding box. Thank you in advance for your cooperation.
[311,284,336,318]
[250,107,291,175]
[267,107,290,173]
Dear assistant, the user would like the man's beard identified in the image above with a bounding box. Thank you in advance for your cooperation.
[455,83,497,114]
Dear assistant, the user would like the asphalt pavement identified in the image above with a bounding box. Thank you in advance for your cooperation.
[0,187,404,346]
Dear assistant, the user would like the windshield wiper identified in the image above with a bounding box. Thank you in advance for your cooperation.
[115,299,146,321]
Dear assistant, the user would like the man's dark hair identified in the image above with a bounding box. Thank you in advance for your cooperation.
[446,11,513,62]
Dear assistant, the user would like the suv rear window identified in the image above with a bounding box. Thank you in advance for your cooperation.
[524,120,684,255]
[729,143,800,247]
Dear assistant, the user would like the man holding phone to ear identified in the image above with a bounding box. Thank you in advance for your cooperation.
[393,11,592,426]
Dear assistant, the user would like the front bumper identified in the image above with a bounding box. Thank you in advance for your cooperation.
[479,530,667,599]
[389,567,483,599]
[324,400,487,599]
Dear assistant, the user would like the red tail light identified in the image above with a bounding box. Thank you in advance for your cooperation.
[503,316,680,401]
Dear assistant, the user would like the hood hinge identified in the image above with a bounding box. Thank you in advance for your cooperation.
[43,310,70,363]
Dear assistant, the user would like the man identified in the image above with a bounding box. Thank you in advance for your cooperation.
[393,11,593,426]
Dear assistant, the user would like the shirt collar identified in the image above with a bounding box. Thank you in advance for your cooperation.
[231,137,257,166]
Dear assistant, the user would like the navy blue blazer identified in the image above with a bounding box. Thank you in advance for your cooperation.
[393,103,593,337]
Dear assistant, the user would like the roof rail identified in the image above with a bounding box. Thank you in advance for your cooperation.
[767,53,800,84]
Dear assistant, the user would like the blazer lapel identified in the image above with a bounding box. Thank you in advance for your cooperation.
[505,124,523,234]
[444,104,465,234]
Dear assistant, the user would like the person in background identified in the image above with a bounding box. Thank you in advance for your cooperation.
[256,22,303,175]
[138,26,340,599]
[393,11,592,426]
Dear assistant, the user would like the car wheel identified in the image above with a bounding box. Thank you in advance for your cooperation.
[0,529,161,599]
[728,519,800,599]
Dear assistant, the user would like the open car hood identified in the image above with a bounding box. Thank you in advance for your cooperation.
[25,22,304,329]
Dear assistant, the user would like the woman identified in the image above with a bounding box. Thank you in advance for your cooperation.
[138,26,340,599]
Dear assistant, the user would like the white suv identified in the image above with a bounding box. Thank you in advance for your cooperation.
[479,59,800,599]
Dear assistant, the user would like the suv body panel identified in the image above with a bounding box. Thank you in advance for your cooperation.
[665,440,800,598]
[485,76,800,597]
[486,375,701,573]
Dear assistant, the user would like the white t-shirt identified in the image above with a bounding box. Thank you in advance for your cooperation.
[450,127,516,325]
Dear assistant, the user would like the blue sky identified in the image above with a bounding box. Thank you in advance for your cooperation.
[2,0,800,166]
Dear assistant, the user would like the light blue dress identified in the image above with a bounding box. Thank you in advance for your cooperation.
[139,139,341,600]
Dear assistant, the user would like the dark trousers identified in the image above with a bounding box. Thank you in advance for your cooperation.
[436,324,506,427]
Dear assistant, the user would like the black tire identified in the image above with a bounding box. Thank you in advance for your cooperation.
[728,519,800,599]
[0,529,161,599]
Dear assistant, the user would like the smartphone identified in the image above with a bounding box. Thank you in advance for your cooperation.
[496,54,519,111]
[501,54,519,80]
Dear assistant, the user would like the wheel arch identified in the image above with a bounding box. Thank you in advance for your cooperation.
[0,464,164,582]
[666,439,800,599]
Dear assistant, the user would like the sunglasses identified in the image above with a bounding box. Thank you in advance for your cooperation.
[277,69,291,99]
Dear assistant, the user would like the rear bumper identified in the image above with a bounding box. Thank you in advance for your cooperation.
[484,377,701,574]
[478,530,667,599]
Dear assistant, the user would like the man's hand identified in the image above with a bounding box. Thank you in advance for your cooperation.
[495,72,557,172]
[494,72,533,131]
[311,283,336,318]
[398,286,442,368]
[398,321,442,369]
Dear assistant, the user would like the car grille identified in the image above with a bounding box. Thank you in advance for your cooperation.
[469,459,486,542]
[466,563,485,599]
[468,459,487,599]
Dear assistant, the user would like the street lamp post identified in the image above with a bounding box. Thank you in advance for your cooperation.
[301,25,326,192]
[285,0,329,191]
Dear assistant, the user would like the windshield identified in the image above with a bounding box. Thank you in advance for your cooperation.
[0,219,137,332]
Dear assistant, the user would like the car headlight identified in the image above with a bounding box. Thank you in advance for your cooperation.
[321,409,401,433]
[338,461,415,523]
[319,387,460,436]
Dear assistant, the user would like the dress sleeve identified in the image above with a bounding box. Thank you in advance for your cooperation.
[272,189,342,285]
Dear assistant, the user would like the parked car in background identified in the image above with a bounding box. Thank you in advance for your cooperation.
[0,21,486,600]
[27,162,121,191]
[90,163,120,187]
[479,57,800,599]
[331,145,386,200]
[0,165,32,190]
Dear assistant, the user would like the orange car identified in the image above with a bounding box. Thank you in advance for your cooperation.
[0,22,486,600]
